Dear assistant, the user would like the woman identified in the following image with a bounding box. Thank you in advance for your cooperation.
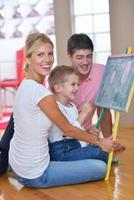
[8,32,116,188]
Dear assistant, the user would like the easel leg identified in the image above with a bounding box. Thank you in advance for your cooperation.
[105,111,121,180]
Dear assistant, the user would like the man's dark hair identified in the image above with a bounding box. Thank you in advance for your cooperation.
[67,33,94,56]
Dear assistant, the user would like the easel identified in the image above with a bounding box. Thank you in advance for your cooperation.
[95,47,134,180]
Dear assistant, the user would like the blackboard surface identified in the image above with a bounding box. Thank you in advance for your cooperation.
[95,54,134,112]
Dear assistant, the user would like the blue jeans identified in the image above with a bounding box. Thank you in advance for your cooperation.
[11,159,106,188]
[49,139,108,163]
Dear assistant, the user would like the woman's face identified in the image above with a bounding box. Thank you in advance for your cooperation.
[28,42,54,79]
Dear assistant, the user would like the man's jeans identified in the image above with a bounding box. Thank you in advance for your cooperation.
[0,114,14,175]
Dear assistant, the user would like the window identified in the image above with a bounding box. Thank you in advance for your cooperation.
[71,0,111,64]
[71,0,115,124]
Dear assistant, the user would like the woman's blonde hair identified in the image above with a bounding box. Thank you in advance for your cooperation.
[24,31,53,72]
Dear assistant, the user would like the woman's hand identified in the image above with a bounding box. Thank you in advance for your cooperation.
[98,136,116,152]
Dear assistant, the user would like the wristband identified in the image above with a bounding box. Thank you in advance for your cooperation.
[96,136,100,145]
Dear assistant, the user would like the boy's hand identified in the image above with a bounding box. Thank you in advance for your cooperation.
[86,125,100,136]
[80,102,92,115]
[78,103,92,126]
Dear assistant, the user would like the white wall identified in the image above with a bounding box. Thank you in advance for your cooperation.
[53,0,72,66]
[109,0,134,125]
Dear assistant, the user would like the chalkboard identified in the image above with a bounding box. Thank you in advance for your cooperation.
[95,54,134,112]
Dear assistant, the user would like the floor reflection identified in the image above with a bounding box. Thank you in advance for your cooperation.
[113,167,121,200]
[104,165,121,200]
[0,190,5,200]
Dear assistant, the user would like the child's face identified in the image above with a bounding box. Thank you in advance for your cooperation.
[60,74,79,102]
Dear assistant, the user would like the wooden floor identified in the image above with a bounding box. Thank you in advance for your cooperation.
[0,126,134,200]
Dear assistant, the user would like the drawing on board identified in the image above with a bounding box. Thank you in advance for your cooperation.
[95,54,134,112]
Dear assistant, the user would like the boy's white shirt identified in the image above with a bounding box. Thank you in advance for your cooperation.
[48,101,87,147]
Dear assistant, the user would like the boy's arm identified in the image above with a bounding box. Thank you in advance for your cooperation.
[77,103,92,126]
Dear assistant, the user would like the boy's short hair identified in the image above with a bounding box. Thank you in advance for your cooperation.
[48,65,79,92]
[67,33,94,56]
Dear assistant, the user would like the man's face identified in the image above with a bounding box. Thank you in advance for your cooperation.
[69,49,93,78]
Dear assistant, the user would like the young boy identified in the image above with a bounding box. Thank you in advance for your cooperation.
[48,65,109,162]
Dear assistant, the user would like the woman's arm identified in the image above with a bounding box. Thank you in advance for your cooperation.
[38,95,116,152]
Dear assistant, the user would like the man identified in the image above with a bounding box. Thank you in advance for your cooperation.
[67,33,125,150]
